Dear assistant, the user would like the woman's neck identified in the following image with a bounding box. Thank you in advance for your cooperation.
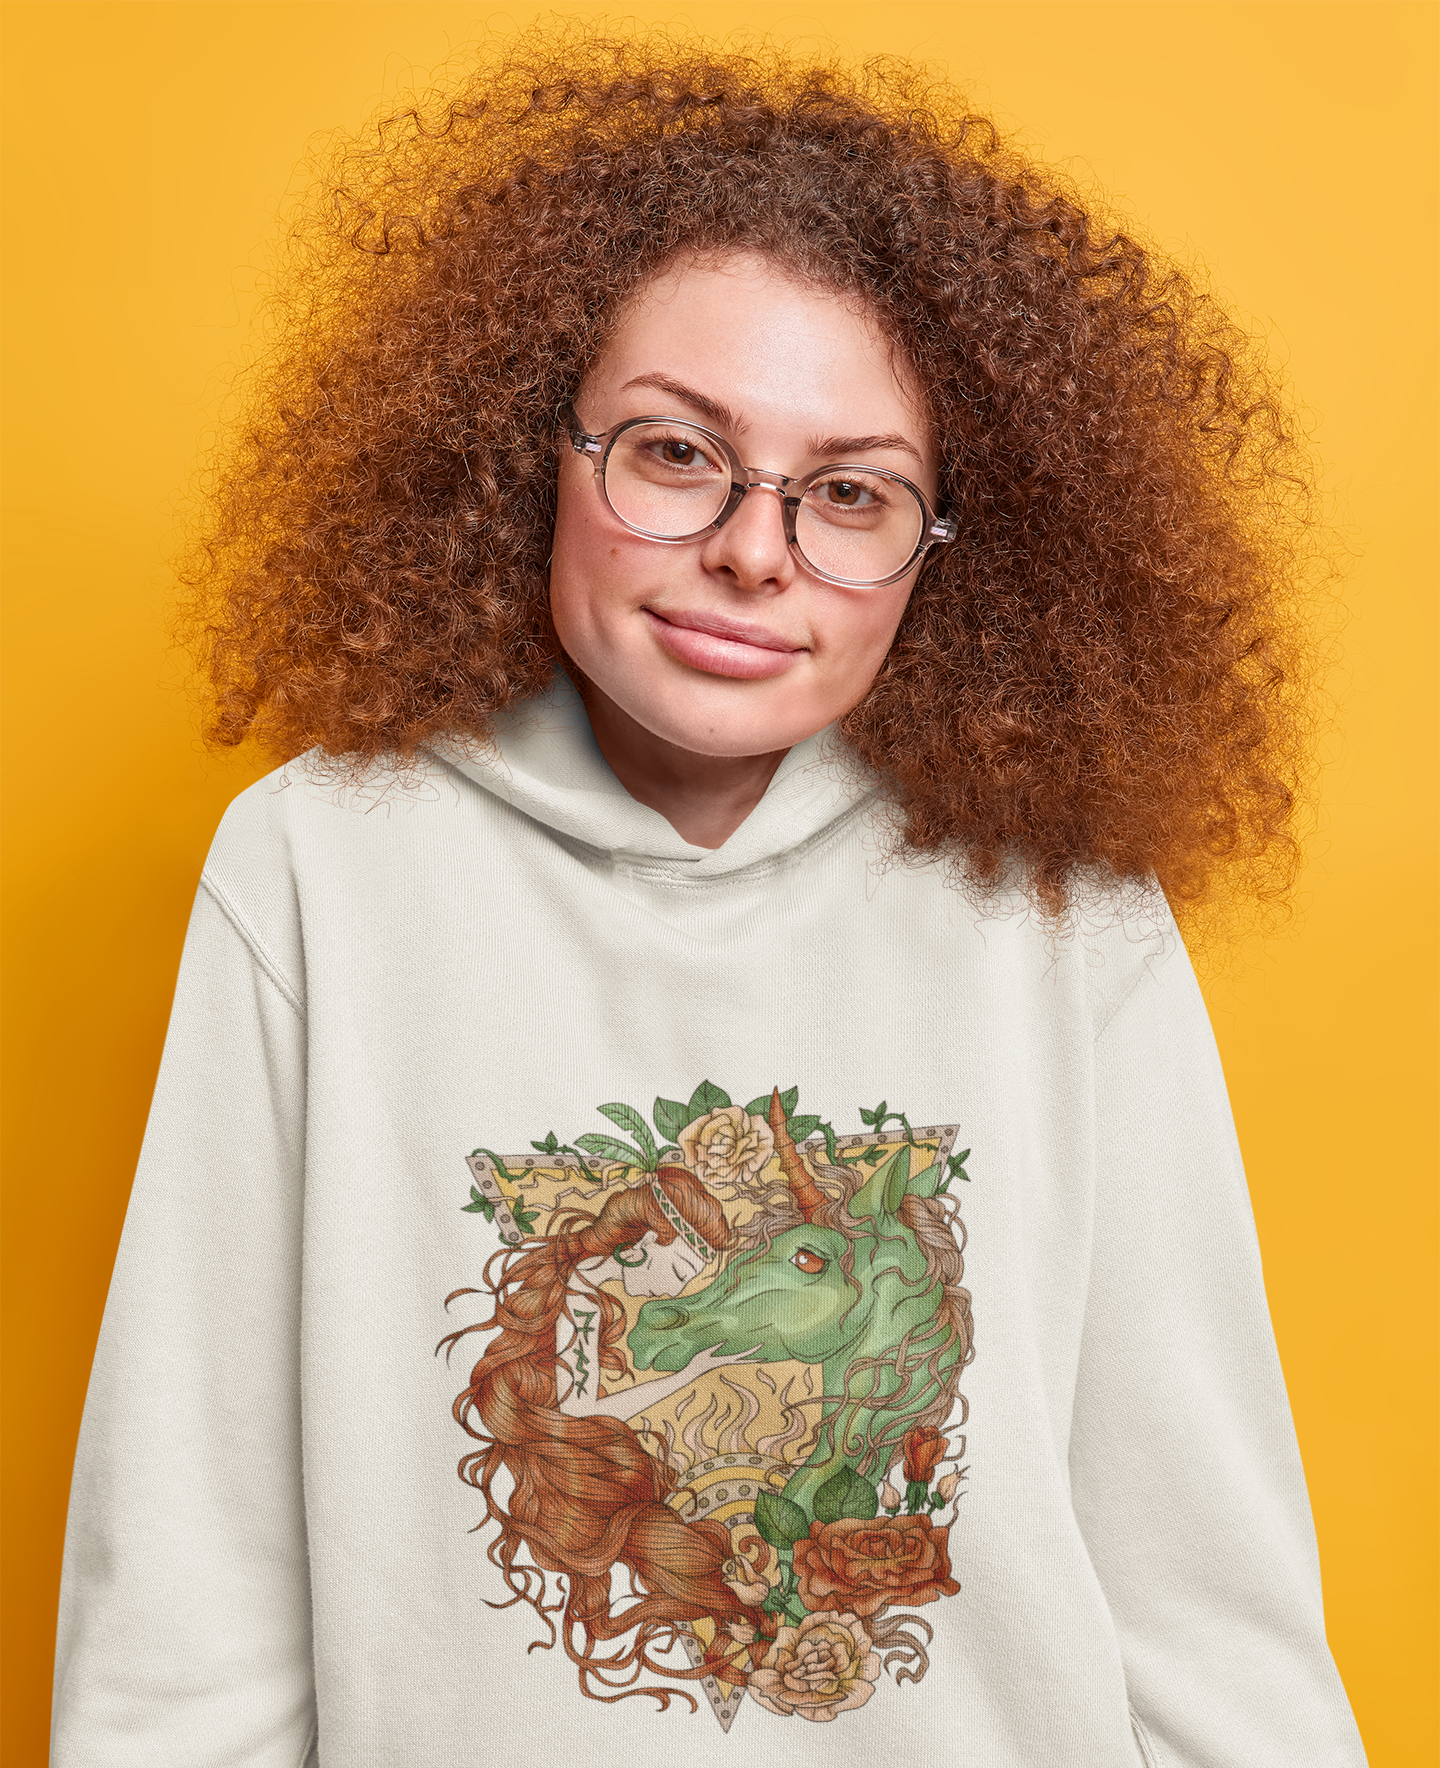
[580,682,788,849]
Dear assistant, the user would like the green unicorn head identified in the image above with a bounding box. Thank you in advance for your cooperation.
[629,1109,968,1519]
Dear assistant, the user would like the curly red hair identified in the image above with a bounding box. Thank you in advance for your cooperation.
[440,1170,741,1707]
[184,23,1320,915]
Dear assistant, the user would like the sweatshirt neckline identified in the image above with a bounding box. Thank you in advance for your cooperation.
[436,675,875,877]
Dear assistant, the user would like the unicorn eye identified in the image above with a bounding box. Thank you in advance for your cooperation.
[790,1247,828,1275]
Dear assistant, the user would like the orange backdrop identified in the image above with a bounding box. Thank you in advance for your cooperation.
[2,4,1436,1763]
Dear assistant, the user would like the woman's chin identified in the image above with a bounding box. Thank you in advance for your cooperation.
[619,680,830,760]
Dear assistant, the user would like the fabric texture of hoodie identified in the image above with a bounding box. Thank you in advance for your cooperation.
[52,678,1366,1766]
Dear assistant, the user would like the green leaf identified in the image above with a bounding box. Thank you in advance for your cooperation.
[598,1103,657,1166]
[687,1079,731,1119]
[513,1202,539,1235]
[531,1130,560,1154]
[813,1467,880,1524]
[858,1107,876,1126]
[653,1096,690,1142]
[754,1490,811,1548]
[788,1113,820,1142]
[742,1088,798,1120]
[574,1132,642,1167]
[461,1184,495,1219]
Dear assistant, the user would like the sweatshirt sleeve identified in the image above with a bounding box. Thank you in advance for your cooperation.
[1069,937,1366,1768]
[51,878,317,1768]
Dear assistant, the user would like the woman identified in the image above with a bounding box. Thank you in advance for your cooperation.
[51,27,1366,1766]
[458,1165,738,1428]
[440,1167,756,1702]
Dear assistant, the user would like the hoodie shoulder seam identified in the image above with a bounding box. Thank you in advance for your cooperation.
[199,873,306,1017]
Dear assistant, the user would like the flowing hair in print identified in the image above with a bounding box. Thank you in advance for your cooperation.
[439,1169,743,1707]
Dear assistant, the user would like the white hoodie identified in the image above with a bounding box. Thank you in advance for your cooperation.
[52,679,1366,1767]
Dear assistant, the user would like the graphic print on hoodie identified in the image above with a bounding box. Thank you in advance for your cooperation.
[441,1079,975,1727]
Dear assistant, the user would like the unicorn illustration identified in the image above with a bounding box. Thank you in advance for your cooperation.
[629,1093,973,1517]
[442,1082,974,1719]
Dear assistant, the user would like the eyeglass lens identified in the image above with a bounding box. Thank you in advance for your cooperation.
[603,421,926,584]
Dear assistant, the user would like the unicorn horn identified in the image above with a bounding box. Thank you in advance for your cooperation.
[768,1087,826,1221]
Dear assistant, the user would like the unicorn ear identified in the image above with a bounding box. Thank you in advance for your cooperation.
[909,1159,943,1200]
[849,1145,911,1223]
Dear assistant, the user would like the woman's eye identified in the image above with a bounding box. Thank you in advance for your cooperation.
[652,436,712,469]
[815,476,882,509]
[790,1247,828,1275]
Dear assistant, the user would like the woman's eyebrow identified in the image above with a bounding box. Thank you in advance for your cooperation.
[617,373,922,464]
[619,373,739,432]
[810,431,922,463]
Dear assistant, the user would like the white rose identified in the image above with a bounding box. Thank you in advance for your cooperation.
[677,1106,775,1196]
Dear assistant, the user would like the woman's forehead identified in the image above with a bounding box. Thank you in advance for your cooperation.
[583,251,931,460]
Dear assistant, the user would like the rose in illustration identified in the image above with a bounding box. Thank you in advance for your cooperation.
[677,1106,775,1196]
[748,1611,880,1722]
[901,1424,948,1484]
[793,1515,960,1618]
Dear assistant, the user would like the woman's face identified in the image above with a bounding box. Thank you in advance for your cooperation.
[581,1229,709,1297]
[615,1229,709,1298]
[549,253,938,758]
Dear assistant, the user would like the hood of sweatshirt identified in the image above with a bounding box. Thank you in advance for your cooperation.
[439,673,878,877]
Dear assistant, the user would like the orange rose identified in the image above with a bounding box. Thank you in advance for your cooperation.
[794,1515,960,1619]
[901,1424,948,1484]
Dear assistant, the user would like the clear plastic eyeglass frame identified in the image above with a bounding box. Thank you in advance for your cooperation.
[563,404,957,589]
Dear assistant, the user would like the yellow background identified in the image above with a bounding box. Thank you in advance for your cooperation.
[2,3,1435,1761]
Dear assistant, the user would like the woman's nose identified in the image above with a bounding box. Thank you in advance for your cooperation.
[698,483,797,592]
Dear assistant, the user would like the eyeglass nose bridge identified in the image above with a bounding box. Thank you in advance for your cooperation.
[738,465,797,495]
[711,469,805,548]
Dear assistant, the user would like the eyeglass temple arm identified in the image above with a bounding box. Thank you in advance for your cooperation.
[561,403,603,455]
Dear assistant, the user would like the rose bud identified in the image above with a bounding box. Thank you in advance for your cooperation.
[879,1479,902,1513]
[902,1424,948,1485]
[935,1471,960,1502]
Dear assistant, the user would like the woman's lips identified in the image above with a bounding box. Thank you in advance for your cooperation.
[643,607,805,681]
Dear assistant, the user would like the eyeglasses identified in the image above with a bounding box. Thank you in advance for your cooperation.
[564,405,956,589]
